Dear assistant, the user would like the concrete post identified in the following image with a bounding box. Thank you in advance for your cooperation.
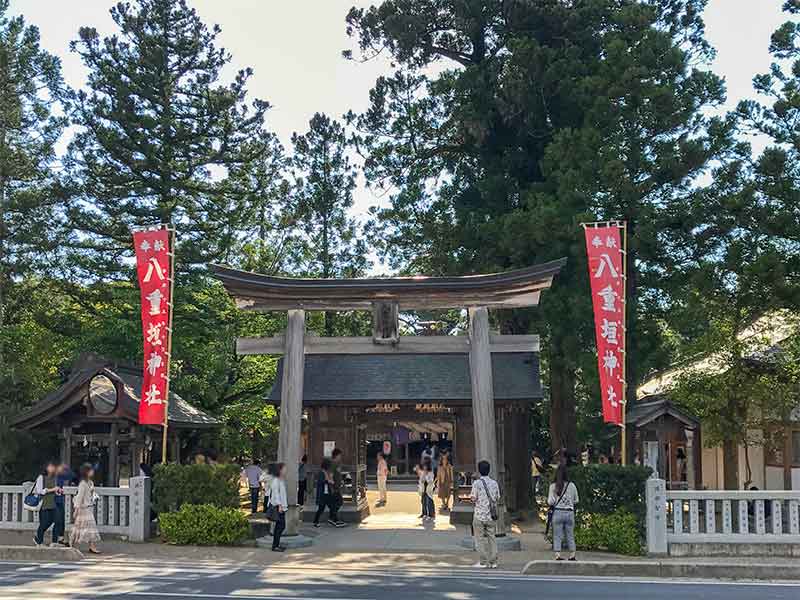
[469,306,506,534]
[129,476,151,542]
[685,429,695,490]
[278,309,305,536]
[646,478,668,555]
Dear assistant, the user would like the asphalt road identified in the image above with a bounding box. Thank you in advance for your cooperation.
[0,558,799,600]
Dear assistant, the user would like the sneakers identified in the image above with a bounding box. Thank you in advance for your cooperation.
[334,520,346,528]
[472,562,487,569]
[271,546,285,552]
[313,522,321,528]
[327,519,337,526]
[32,538,41,547]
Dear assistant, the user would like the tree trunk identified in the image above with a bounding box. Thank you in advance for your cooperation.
[722,437,739,490]
[549,358,577,458]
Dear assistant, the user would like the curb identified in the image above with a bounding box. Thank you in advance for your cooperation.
[521,559,800,580]
[0,545,84,562]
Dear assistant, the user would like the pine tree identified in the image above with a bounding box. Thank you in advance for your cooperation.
[291,112,368,335]
[0,0,67,403]
[66,0,270,278]
[346,0,730,454]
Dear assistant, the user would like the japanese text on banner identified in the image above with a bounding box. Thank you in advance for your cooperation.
[584,226,625,425]
[133,230,172,425]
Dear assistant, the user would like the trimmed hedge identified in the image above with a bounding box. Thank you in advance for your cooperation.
[546,464,652,556]
[159,503,250,546]
[561,464,652,528]
[152,463,241,514]
[575,510,643,556]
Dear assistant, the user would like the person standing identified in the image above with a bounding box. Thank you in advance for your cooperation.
[260,464,275,518]
[269,463,288,552]
[548,464,579,561]
[54,463,75,546]
[70,464,101,554]
[313,459,335,527]
[33,462,61,547]
[531,451,544,504]
[298,455,308,507]
[329,449,346,527]
[376,452,389,507]
[242,459,263,514]
[437,453,454,511]
[419,461,436,522]
[469,460,500,569]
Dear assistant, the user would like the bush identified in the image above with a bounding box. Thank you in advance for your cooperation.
[152,463,241,514]
[575,510,643,556]
[553,465,652,527]
[159,504,250,546]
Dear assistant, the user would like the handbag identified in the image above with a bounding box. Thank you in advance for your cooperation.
[545,481,570,536]
[264,503,280,522]
[479,478,498,521]
[23,480,43,513]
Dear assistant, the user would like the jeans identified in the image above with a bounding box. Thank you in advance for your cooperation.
[53,503,65,542]
[474,518,498,566]
[552,509,576,553]
[422,494,435,518]
[35,508,57,545]
[298,480,307,506]
[250,487,260,513]
[272,511,286,549]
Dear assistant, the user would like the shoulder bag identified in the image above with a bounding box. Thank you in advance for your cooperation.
[23,478,43,513]
[479,478,499,521]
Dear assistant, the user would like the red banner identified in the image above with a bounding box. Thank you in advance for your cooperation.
[133,229,172,425]
[585,226,625,425]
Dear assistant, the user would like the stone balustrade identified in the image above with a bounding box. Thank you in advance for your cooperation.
[0,476,151,542]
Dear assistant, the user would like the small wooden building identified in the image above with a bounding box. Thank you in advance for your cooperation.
[11,354,219,486]
[626,395,701,489]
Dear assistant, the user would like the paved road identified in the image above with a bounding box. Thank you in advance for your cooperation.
[0,559,799,600]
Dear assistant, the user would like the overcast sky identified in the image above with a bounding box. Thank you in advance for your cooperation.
[9,0,790,218]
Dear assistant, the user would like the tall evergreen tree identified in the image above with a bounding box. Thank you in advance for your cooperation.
[346,0,730,454]
[66,0,270,278]
[292,112,368,335]
[0,0,67,403]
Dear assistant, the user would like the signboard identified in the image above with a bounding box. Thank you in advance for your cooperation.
[584,225,625,425]
[323,441,336,458]
[133,229,173,426]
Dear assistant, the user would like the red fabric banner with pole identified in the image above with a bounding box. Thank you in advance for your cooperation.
[133,229,172,425]
[584,225,625,425]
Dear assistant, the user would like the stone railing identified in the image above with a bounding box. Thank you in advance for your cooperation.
[0,476,151,542]
[646,478,800,554]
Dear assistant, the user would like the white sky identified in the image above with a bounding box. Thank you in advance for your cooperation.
[9,0,789,216]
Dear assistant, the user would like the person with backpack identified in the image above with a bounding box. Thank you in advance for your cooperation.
[32,461,61,547]
[548,464,579,561]
[469,460,500,569]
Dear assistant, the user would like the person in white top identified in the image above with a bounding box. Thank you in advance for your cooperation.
[242,460,263,513]
[376,452,389,507]
[269,463,288,552]
[259,464,274,515]
[548,464,579,561]
[70,463,101,554]
[469,460,501,569]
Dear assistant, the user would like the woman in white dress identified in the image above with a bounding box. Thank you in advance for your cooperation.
[70,463,101,554]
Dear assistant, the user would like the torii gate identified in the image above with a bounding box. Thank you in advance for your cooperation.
[212,259,565,539]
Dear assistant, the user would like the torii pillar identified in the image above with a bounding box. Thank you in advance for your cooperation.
[275,309,310,545]
[469,306,507,536]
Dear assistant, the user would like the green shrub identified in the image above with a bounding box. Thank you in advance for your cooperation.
[575,510,643,556]
[549,465,651,528]
[159,503,250,546]
[152,463,241,514]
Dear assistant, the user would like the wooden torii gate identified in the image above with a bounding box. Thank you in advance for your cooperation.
[212,259,565,538]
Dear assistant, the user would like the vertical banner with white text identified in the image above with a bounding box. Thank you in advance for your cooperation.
[133,229,172,425]
[584,225,625,425]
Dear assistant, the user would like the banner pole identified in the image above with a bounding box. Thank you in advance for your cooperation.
[620,221,628,466]
[161,225,177,464]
